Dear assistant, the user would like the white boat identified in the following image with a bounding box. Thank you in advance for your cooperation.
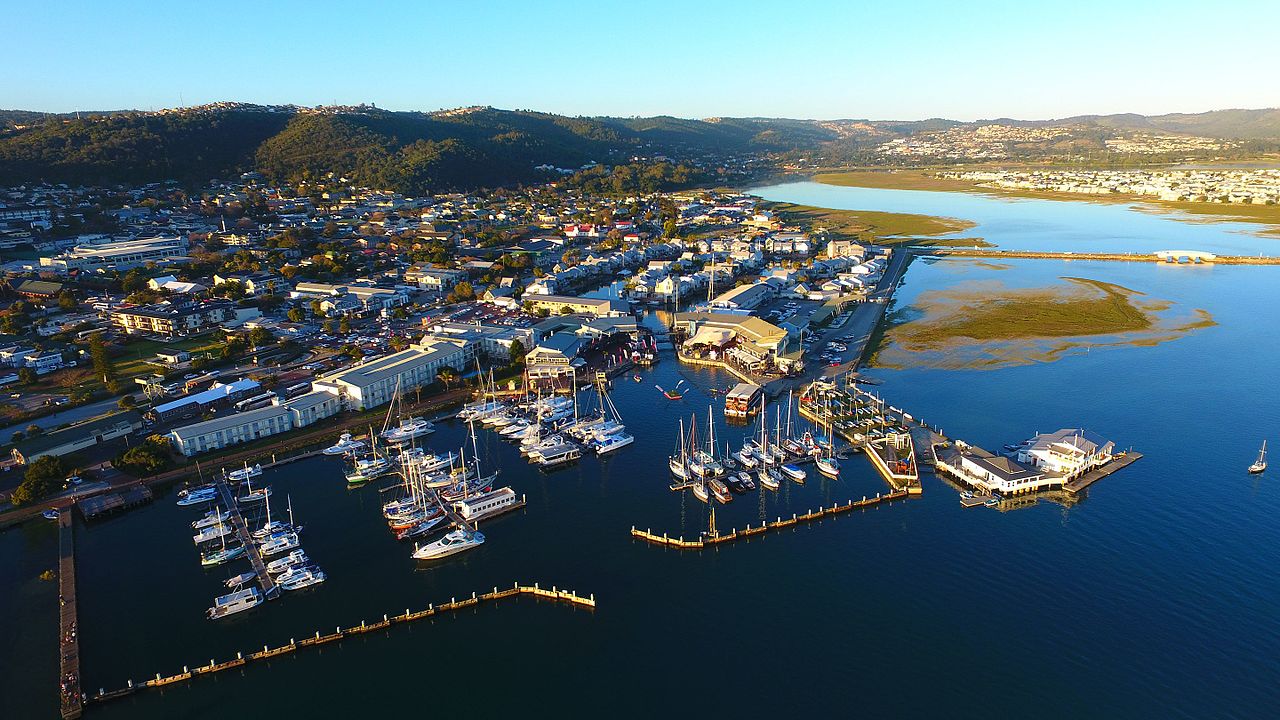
[225,571,256,588]
[537,445,581,468]
[236,478,271,505]
[734,448,758,468]
[1249,440,1267,474]
[192,507,231,530]
[423,464,475,489]
[176,487,218,506]
[394,514,448,540]
[412,529,485,560]
[418,451,460,474]
[323,433,366,455]
[226,463,263,483]
[207,587,262,619]
[692,481,709,503]
[781,464,807,482]
[669,456,689,479]
[278,566,327,591]
[499,420,530,438]
[266,550,309,575]
[708,477,732,504]
[193,523,232,545]
[258,531,300,556]
[595,432,634,455]
[200,543,246,567]
[345,454,393,485]
[454,487,518,521]
[383,417,435,444]
[816,457,840,478]
[759,467,781,491]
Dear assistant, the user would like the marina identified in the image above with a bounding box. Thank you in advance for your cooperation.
[210,475,279,601]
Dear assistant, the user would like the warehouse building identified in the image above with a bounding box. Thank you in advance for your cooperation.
[311,339,469,411]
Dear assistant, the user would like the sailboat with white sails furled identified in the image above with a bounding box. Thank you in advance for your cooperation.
[1249,440,1267,474]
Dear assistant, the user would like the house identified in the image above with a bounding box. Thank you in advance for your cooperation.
[111,301,257,337]
[13,279,63,299]
[412,267,468,293]
[1017,429,1116,478]
[525,332,586,378]
[149,378,262,422]
[709,282,779,311]
[520,294,628,318]
[23,350,67,375]
[213,272,286,297]
[11,411,142,464]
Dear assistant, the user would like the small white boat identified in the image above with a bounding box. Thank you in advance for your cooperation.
[192,507,231,530]
[692,482,709,503]
[42,509,61,521]
[258,532,300,556]
[412,529,485,560]
[278,566,327,591]
[499,420,530,438]
[345,455,393,485]
[237,485,271,505]
[200,543,246,567]
[734,448,758,468]
[781,464,807,482]
[759,467,780,491]
[266,550,309,575]
[816,457,841,478]
[225,571,257,589]
[226,463,263,483]
[176,487,218,506]
[323,433,366,456]
[207,587,262,619]
[668,456,689,479]
[1249,440,1267,474]
[382,417,435,445]
[193,523,232,545]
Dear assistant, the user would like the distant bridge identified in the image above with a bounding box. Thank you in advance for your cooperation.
[1154,250,1217,263]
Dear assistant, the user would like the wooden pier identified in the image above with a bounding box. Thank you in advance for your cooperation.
[77,485,153,521]
[212,475,279,600]
[89,582,594,705]
[631,489,910,549]
[57,510,82,719]
[1064,452,1143,493]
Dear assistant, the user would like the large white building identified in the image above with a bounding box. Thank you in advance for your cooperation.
[40,236,189,272]
[166,389,344,456]
[312,340,469,411]
[1017,429,1115,478]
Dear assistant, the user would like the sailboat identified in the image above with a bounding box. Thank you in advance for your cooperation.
[668,417,690,479]
[346,425,394,486]
[815,394,841,479]
[1249,440,1268,474]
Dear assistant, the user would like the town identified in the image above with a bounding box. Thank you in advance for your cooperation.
[937,167,1280,205]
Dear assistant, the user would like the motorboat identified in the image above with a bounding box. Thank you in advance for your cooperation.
[595,432,634,455]
[192,507,231,530]
[226,463,263,483]
[417,451,460,474]
[42,509,61,521]
[537,445,581,468]
[278,566,327,591]
[266,550,309,575]
[382,418,435,445]
[708,478,732,504]
[781,464,807,483]
[193,523,232,545]
[412,529,485,560]
[177,487,218,506]
[225,571,257,589]
[323,433,366,455]
[734,448,758,468]
[499,420,530,438]
[394,514,447,540]
[258,532,300,556]
[207,587,262,619]
[739,471,756,491]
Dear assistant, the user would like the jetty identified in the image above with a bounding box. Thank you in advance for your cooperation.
[923,248,1280,265]
[631,489,910,549]
[212,474,278,600]
[77,485,153,521]
[1065,452,1143,493]
[89,582,594,706]
[57,510,82,719]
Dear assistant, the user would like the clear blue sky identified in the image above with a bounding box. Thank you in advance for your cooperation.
[6,0,1279,120]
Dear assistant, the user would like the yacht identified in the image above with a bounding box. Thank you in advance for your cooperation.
[323,433,366,456]
[383,417,435,445]
[225,571,257,589]
[738,471,756,491]
[499,420,530,438]
[594,432,634,455]
[734,448,759,468]
[42,509,60,521]
[394,514,448,541]
[417,451,460,474]
[454,487,519,522]
[192,507,231,530]
[708,477,733,504]
[278,566,327,591]
[176,486,218,506]
[258,532,300,556]
[207,588,263,619]
[251,520,299,541]
[780,464,807,483]
[424,464,475,489]
[200,543,246,567]
[439,472,497,501]
[193,523,232,545]
[1249,440,1267,474]
[668,456,690,480]
[266,550,309,575]
[237,483,271,505]
[345,454,393,485]
[692,481,709,503]
[226,463,263,483]
[816,457,841,479]
[759,467,781,491]
[412,529,485,560]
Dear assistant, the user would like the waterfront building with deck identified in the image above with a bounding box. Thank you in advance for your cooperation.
[1016,429,1115,479]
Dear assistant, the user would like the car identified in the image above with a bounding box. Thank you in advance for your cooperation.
[8,392,19,399]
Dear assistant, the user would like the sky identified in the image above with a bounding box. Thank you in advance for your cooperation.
[5,0,1280,121]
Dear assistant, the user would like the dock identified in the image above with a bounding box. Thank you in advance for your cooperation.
[57,510,82,719]
[1064,452,1143,493]
[212,475,279,600]
[631,489,910,549]
[89,581,594,705]
[77,485,153,521]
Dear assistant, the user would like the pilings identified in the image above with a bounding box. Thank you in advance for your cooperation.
[57,510,82,720]
[630,489,910,549]
[91,582,594,705]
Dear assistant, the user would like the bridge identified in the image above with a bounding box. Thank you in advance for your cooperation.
[1154,249,1217,263]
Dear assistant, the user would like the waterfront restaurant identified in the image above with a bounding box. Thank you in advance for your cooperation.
[935,444,1056,496]
[1016,428,1115,478]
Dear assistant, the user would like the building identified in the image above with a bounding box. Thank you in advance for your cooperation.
[212,272,286,296]
[674,312,792,361]
[312,339,469,411]
[148,378,262,422]
[283,389,343,428]
[709,282,779,311]
[11,411,142,464]
[39,236,188,272]
[167,404,293,457]
[111,301,257,337]
[1017,429,1115,478]
[13,279,63,299]
[23,350,67,375]
[291,282,407,312]
[521,294,629,318]
[525,332,586,378]
[409,267,467,293]
[423,321,533,362]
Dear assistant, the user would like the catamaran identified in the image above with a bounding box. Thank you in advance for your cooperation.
[323,433,366,455]
[1249,440,1268,474]
[594,432,634,455]
[207,587,262,619]
[412,528,485,560]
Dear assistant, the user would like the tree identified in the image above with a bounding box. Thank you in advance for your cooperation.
[391,307,408,320]
[338,317,351,334]
[451,282,475,301]
[18,367,37,385]
[113,435,173,477]
[508,339,526,367]
[24,424,42,437]
[287,307,305,323]
[121,269,148,293]
[437,366,459,389]
[57,290,78,311]
[89,335,116,383]
[560,305,574,315]
[11,455,65,506]
[221,338,248,359]
[310,299,325,317]
[248,326,274,348]
[117,395,136,410]
[11,430,24,443]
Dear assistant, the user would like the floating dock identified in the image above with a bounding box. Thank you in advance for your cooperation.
[212,475,279,600]
[1064,452,1143,493]
[57,510,82,720]
[90,581,594,705]
[631,489,910,549]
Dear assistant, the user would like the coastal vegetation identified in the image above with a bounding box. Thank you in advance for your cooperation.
[10,455,65,506]
[762,201,977,243]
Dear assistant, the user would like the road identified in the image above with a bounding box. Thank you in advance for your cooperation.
[818,247,912,378]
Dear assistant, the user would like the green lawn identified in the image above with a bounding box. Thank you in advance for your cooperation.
[113,336,224,378]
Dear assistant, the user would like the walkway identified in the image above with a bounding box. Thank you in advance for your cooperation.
[57,510,82,719]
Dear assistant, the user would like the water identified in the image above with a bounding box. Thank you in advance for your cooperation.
[5,183,1280,718]
[750,180,1280,256]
